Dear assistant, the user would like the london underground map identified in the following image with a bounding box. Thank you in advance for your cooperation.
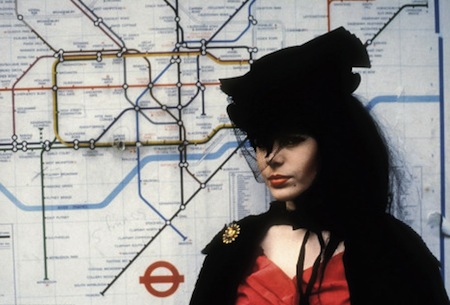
[0,1,449,304]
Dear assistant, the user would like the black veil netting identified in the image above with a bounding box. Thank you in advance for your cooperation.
[231,126,264,182]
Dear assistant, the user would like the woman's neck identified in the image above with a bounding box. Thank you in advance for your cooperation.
[286,201,296,211]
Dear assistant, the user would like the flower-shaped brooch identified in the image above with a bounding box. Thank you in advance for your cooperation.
[222,223,240,244]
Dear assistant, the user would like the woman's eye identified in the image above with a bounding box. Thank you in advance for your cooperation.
[279,135,308,147]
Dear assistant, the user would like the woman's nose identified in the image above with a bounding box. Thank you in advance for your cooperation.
[265,145,283,166]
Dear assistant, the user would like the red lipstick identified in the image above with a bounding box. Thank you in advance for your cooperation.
[268,175,289,187]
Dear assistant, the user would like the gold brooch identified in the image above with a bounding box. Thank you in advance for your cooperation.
[222,223,240,244]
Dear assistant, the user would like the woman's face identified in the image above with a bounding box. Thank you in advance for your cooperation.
[255,135,319,205]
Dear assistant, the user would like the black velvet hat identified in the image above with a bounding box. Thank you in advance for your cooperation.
[220,27,370,138]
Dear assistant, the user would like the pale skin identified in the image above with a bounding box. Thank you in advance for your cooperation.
[256,135,344,278]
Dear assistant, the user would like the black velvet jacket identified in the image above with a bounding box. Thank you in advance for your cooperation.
[189,202,449,305]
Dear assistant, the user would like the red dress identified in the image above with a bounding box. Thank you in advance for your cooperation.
[236,252,350,305]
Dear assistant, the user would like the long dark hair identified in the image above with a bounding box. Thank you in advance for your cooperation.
[230,83,396,233]
[294,93,393,232]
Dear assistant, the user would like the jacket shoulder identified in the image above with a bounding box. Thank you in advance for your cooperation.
[189,211,272,305]
[345,214,449,305]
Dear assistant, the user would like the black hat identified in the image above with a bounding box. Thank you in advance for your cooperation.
[220,27,370,137]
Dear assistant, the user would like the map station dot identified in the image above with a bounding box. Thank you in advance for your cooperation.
[196,82,205,91]
[249,15,257,25]
[94,18,103,26]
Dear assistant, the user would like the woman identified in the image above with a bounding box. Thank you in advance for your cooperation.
[189,27,449,305]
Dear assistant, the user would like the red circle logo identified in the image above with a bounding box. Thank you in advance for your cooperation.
[139,261,185,297]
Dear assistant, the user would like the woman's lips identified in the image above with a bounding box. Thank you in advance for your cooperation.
[268,175,290,187]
